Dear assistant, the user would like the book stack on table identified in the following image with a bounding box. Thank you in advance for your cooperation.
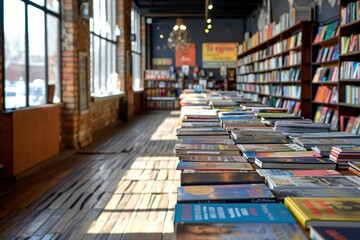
[173,90,360,239]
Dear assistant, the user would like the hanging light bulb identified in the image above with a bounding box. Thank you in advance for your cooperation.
[207,24,212,29]
[205,28,209,33]
[207,18,211,24]
[208,0,213,10]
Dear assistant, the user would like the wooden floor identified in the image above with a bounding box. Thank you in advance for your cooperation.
[0,110,181,240]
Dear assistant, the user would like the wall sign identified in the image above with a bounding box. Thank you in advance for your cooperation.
[202,42,238,68]
[176,43,196,67]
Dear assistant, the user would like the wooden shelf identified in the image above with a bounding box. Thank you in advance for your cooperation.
[340,19,360,29]
[312,60,338,66]
[312,36,339,47]
[312,81,338,85]
[312,101,339,107]
[236,21,313,118]
[338,102,360,109]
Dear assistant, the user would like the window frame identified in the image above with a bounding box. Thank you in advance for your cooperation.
[90,0,121,98]
[2,0,62,109]
[131,7,143,92]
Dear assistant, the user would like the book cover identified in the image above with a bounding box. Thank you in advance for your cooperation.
[175,143,240,152]
[272,187,360,201]
[255,157,336,169]
[238,144,306,153]
[179,155,248,163]
[181,172,263,186]
[176,162,253,171]
[284,197,360,228]
[174,203,296,224]
[177,184,275,203]
[175,222,307,240]
[255,151,322,159]
[310,226,360,240]
[256,169,340,177]
[177,138,235,145]
[266,175,360,189]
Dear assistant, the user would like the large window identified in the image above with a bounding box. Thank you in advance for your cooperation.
[4,0,61,109]
[131,8,143,91]
[90,0,120,97]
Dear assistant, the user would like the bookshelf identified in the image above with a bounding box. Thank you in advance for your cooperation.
[337,0,360,129]
[144,70,181,109]
[237,22,313,118]
[311,19,340,130]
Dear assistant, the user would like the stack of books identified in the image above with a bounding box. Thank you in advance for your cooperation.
[329,146,360,169]
[173,90,360,239]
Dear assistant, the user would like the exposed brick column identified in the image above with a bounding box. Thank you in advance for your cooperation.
[62,0,79,149]
[141,16,146,90]
[118,0,133,117]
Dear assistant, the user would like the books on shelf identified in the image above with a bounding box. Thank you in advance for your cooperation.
[177,184,275,203]
[284,197,360,229]
[313,86,338,104]
[175,222,307,240]
[345,85,360,105]
[341,1,360,25]
[340,61,360,80]
[341,33,360,54]
[312,67,338,83]
[174,203,297,224]
[144,69,170,79]
[313,21,339,43]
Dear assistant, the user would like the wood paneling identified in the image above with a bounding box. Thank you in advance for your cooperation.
[0,105,61,178]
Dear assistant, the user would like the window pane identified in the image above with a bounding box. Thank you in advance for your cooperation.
[4,0,26,109]
[100,0,107,37]
[47,14,60,103]
[31,0,44,6]
[28,5,46,106]
[132,53,142,91]
[101,39,107,92]
[111,44,118,90]
[47,0,59,13]
[93,36,101,94]
[93,0,101,34]
[107,42,112,92]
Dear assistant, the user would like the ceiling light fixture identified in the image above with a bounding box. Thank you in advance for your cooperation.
[205,0,213,33]
[168,18,191,50]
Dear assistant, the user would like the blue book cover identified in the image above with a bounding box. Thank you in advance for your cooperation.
[310,226,360,240]
[175,222,307,240]
[174,203,296,224]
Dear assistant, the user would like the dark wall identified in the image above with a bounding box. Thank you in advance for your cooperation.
[150,18,244,71]
[246,0,340,35]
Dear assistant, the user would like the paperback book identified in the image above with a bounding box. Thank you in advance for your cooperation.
[177,184,275,203]
[176,162,253,171]
[284,197,360,228]
[265,175,360,189]
[175,222,307,240]
[181,172,263,186]
[310,226,360,240]
[174,203,297,224]
[255,157,336,169]
[179,155,248,163]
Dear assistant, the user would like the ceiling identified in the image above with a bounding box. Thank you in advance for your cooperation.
[133,0,263,18]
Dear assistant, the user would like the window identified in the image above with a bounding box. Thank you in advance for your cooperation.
[131,8,143,91]
[3,0,61,109]
[90,0,121,97]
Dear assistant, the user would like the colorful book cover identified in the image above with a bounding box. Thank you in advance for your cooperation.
[310,226,360,240]
[175,222,307,240]
[181,172,263,186]
[179,155,248,163]
[177,184,275,203]
[174,203,296,224]
[238,144,306,153]
[284,197,360,228]
[272,187,360,201]
[177,138,235,145]
[176,162,253,171]
[266,176,360,189]
[256,169,340,177]
[255,151,322,158]
[175,144,240,151]
[255,157,336,169]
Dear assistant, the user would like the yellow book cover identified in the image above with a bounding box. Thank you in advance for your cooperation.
[284,197,360,229]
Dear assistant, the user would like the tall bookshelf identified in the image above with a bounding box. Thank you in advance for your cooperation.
[237,22,313,118]
[311,19,340,131]
[144,70,181,109]
[338,0,360,129]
